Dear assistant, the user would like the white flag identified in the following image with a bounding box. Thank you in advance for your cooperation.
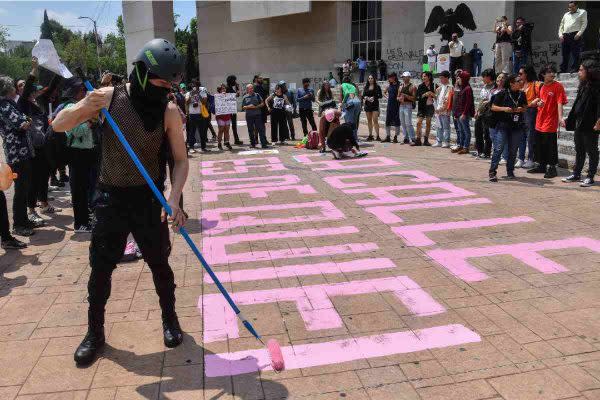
[32,39,73,78]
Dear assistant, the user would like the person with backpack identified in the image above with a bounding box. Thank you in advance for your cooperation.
[17,57,62,226]
[61,77,96,233]
[488,74,528,181]
[242,83,268,148]
[398,71,416,144]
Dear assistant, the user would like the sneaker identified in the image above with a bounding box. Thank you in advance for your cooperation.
[423,140,431,146]
[503,173,516,180]
[544,166,558,179]
[515,159,524,168]
[381,136,391,143]
[470,151,479,157]
[403,137,410,144]
[187,148,197,154]
[441,142,450,148]
[499,158,507,165]
[562,174,581,183]
[432,141,442,147]
[392,136,398,143]
[225,142,233,151]
[1,236,27,250]
[450,145,459,150]
[234,140,244,145]
[12,226,34,237]
[375,136,382,141]
[331,150,341,159]
[580,178,595,187]
[74,225,92,233]
[457,148,470,155]
[489,172,498,182]
[193,143,202,149]
[451,146,461,153]
[527,166,546,174]
[40,205,61,214]
[410,139,422,146]
[366,135,374,142]
[261,144,269,149]
[522,160,535,169]
[217,143,223,150]
[201,147,211,153]
[28,214,45,228]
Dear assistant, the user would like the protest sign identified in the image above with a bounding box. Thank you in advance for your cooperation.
[214,93,237,115]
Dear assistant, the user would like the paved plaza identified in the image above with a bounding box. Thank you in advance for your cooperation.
[1,119,600,400]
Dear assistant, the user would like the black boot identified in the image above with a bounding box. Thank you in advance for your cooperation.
[163,315,183,348]
[544,165,557,179]
[74,311,105,366]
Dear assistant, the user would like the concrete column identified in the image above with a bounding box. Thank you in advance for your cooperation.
[122,0,175,74]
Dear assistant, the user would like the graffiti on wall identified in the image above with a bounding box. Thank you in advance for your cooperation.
[384,46,423,74]
[530,41,562,69]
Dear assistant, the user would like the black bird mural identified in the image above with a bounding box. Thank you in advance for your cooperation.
[425,3,477,42]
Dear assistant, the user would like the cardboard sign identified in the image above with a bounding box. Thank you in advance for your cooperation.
[436,53,450,73]
[214,93,237,116]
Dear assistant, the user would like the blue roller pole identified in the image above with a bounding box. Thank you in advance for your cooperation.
[81,79,262,342]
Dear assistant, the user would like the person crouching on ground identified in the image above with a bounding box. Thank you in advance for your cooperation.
[562,59,600,187]
[327,121,364,160]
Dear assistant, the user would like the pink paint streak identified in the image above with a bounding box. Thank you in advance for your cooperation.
[201,157,286,176]
[201,201,345,235]
[293,154,400,171]
[365,198,492,224]
[201,184,317,202]
[323,170,440,189]
[427,237,600,282]
[202,174,300,190]
[201,226,378,265]
[393,216,535,247]
[202,276,445,342]
[204,257,397,283]
[344,182,477,206]
[204,324,481,376]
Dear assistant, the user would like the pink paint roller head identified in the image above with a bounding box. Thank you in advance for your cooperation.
[267,339,285,372]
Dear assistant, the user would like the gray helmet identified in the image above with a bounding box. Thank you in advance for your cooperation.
[133,38,184,83]
[278,80,286,86]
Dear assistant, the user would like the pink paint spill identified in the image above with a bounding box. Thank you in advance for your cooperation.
[202,226,378,265]
[393,216,535,247]
[201,201,345,235]
[202,276,445,342]
[201,157,286,176]
[201,184,317,202]
[323,170,440,189]
[365,198,492,224]
[202,174,300,190]
[204,324,481,377]
[427,236,600,282]
[293,154,400,171]
[204,257,397,283]
[344,182,477,206]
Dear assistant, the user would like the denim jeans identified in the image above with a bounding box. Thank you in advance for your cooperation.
[524,107,537,161]
[399,104,415,142]
[490,123,523,174]
[457,117,471,148]
[436,114,451,143]
[359,69,366,83]
[472,60,482,77]
[512,51,528,74]
[246,114,268,146]
[344,98,362,142]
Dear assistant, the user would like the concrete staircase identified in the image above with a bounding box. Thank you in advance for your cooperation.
[314,74,582,167]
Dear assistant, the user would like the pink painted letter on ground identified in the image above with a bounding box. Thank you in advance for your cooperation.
[365,198,492,224]
[393,216,534,247]
[202,174,300,190]
[201,157,286,176]
[324,170,440,189]
[293,154,400,171]
[344,182,477,206]
[427,237,600,282]
[201,276,446,342]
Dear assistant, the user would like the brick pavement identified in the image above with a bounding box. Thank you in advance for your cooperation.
[1,117,600,399]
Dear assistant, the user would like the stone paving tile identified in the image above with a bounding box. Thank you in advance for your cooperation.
[488,369,580,399]
[20,355,98,394]
[416,379,498,400]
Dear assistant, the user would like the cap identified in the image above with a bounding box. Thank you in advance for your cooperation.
[402,71,412,78]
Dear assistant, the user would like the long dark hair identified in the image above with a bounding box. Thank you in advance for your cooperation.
[226,75,237,87]
[318,81,333,102]
[520,65,537,83]
[579,59,600,89]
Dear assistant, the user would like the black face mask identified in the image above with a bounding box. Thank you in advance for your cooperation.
[128,65,169,131]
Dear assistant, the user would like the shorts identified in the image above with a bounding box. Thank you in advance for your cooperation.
[417,105,434,118]
[216,118,231,127]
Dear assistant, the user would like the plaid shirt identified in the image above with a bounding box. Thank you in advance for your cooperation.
[0,98,33,165]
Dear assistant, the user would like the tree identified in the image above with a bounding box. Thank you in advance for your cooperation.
[40,10,52,39]
[116,15,124,36]
[0,25,8,49]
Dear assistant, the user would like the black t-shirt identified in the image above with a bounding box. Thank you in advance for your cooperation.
[492,89,527,126]
[327,122,358,150]
[416,82,437,111]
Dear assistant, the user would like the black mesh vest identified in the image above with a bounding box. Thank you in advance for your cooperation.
[98,85,165,188]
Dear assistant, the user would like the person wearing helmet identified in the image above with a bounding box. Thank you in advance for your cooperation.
[53,38,189,366]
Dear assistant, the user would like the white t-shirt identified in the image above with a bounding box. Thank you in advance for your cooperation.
[426,48,438,63]
[186,91,201,115]
[449,40,464,58]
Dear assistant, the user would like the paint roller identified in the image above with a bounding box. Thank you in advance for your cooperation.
[0,163,17,191]
[77,70,285,372]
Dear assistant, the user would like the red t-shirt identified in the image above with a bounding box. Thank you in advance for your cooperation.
[535,81,567,133]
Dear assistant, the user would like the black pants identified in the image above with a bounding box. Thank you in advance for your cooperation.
[450,56,463,85]
[474,117,492,157]
[286,112,296,139]
[207,114,217,138]
[186,114,208,150]
[230,114,241,143]
[0,191,10,240]
[573,130,599,178]
[299,108,317,135]
[561,32,583,73]
[270,110,289,143]
[534,131,558,167]
[9,160,32,227]
[88,186,175,329]
[28,151,50,208]
[69,148,94,229]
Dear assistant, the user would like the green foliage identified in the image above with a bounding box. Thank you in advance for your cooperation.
[0,25,8,49]
[174,16,198,83]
